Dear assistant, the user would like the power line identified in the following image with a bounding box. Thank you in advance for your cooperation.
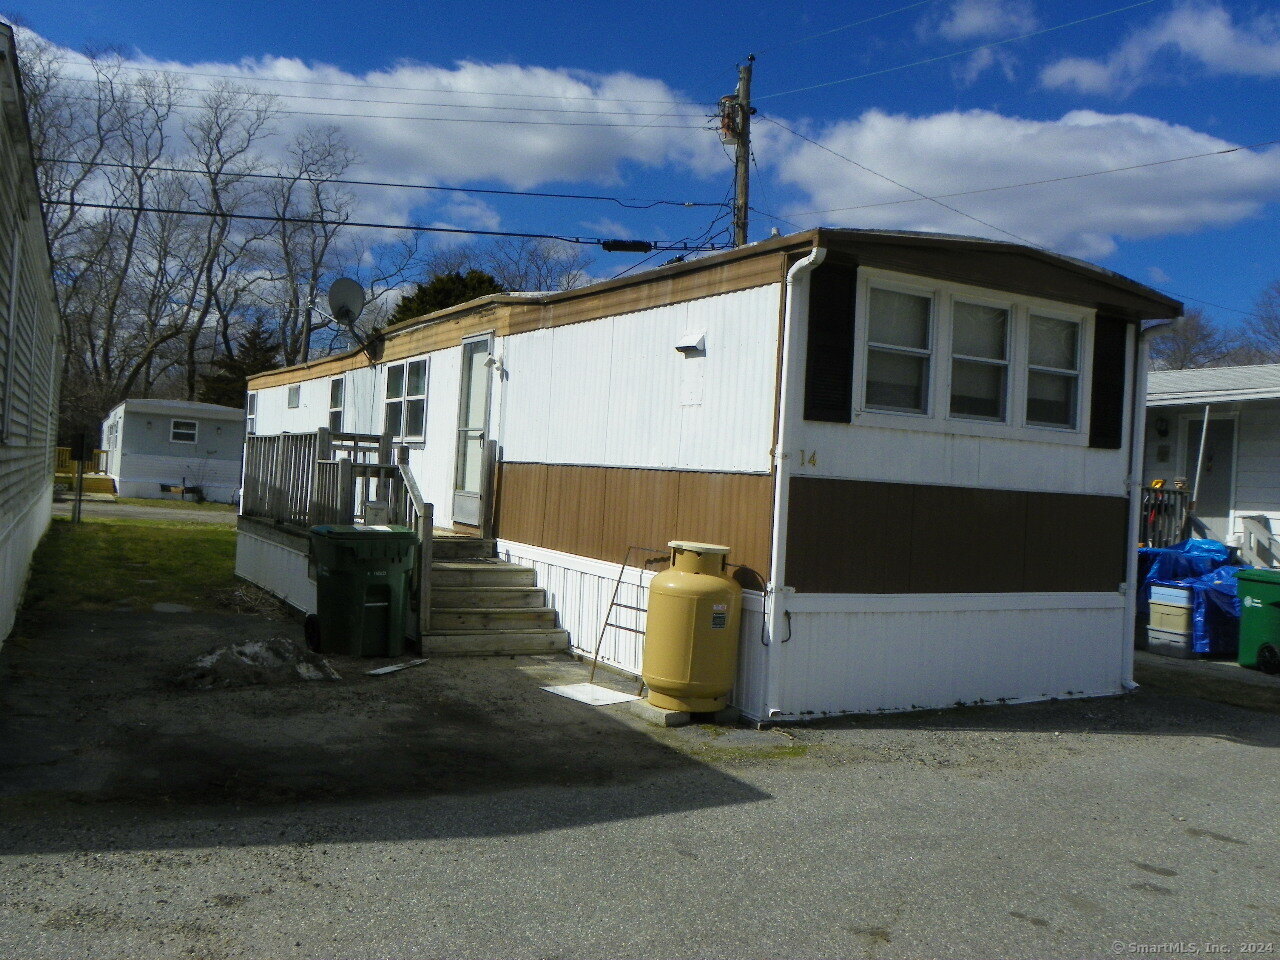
[755,0,1159,101]
[752,1,937,56]
[761,115,1038,246]
[40,199,733,251]
[47,56,702,106]
[782,137,1280,218]
[41,157,725,210]
[46,91,715,130]
[53,73,697,118]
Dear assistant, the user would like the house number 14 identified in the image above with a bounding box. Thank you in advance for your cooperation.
[798,450,818,467]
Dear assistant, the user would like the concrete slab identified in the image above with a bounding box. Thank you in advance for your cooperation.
[629,697,691,727]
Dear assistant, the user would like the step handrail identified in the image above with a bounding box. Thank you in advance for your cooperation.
[395,448,434,634]
[1240,514,1280,569]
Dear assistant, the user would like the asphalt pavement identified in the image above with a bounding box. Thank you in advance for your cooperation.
[1,608,1277,959]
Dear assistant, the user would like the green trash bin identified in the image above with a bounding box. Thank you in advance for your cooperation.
[1235,568,1280,673]
[309,524,418,657]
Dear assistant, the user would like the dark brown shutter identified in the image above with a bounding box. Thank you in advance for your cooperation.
[803,263,857,422]
[1088,316,1129,449]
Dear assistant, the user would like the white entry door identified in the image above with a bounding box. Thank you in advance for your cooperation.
[453,336,493,526]
[1183,416,1237,540]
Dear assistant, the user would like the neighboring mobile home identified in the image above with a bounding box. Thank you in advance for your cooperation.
[243,228,1179,722]
[1145,364,1280,565]
[0,23,62,642]
[101,399,246,503]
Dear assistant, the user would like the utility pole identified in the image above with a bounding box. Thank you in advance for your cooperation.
[720,55,754,247]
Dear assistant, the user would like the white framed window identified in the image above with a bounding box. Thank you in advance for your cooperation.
[852,268,1093,443]
[287,384,300,409]
[949,299,1010,422]
[246,392,256,436]
[329,378,344,433]
[170,419,198,444]
[1026,313,1081,428]
[864,285,933,415]
[384,358,428,440]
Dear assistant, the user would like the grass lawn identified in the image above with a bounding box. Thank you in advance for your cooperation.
[115,497,236,513]
[21,514,237,616]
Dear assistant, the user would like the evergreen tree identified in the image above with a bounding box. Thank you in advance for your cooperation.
[390,270,505,325]
[198,320,282,408]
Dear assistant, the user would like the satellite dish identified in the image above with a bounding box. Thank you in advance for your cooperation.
[327,278,365,325]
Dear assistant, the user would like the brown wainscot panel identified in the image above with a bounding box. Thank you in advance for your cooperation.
[787,476,1128,594]
[496,463,774,581]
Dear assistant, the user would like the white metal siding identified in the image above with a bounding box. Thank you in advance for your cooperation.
[235,529,316,614]
[496,539,770,720]
[0,31,62,643]
[113,453,244,502]
[499,285,781,473]
[253,366,378,437]
[771,593,1127,718]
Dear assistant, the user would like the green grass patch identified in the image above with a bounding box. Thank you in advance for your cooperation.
[115,497,235,513]
[21,515,237,615]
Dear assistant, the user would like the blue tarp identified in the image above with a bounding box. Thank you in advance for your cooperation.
[1140,539,1243,655]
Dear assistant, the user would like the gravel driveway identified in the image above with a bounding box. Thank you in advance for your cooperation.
[1,608,1277,959]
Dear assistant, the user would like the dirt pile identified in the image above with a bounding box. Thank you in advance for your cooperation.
[174,636,340,690]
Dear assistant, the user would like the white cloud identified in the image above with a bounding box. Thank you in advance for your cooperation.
[937,0,1037,41]
[1041,2,1280,95]
[1148,266,1172,285]
[774,108,1280,260]
[20,28,729,239]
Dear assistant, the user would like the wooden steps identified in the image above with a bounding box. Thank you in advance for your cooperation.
[423,538,567,657]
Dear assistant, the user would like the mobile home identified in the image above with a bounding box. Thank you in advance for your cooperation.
[1145,364,1280,566]
[102,399,246,503]
[242,228,1179,722]
[0,23,62,642]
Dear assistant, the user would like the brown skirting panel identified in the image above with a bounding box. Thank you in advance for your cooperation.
[786,476,1128,593]
[496,463,774,584]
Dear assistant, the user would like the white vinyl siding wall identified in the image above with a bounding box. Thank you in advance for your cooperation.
[1,28,62,643]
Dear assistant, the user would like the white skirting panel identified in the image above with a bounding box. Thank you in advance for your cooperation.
[770,592,1128,720]
[496,539,771,720]
[235,528,316,614]
[0,485,52,645]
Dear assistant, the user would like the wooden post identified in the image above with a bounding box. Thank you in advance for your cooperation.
[480,439,497,540]
[418,501,434,635]
[338,457,355,524]
[378,429,393,465]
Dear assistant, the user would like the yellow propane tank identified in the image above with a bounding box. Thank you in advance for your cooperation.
[643,541,743,712]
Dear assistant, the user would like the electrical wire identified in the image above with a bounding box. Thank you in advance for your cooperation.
[781,137,1280,218]
[761,114,1039,246]
[755,0,1159,101]
[40,157,725,210]
[45,91,716,129]
[609,188,734,280]
[52,73,702,118]
[40,199,733,251]
[751,1,937,56]
[46,56,704,106]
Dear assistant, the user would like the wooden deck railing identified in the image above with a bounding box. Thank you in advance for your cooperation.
[55,447,108,474]
[240,427,436,635]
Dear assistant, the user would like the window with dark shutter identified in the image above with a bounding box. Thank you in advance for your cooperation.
[1089,316,1129,449]
[803,263,857,422]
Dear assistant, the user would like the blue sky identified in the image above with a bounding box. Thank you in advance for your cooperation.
[7,0,1280,324]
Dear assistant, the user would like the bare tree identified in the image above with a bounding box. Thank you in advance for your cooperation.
[1149,308,1241,370]
[258,126,356,365]
[482,236,593,291]
[1241,280,1280,363]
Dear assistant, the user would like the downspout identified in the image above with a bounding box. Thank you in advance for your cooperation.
[1122,317,1174,691]
[764,245,827,721]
